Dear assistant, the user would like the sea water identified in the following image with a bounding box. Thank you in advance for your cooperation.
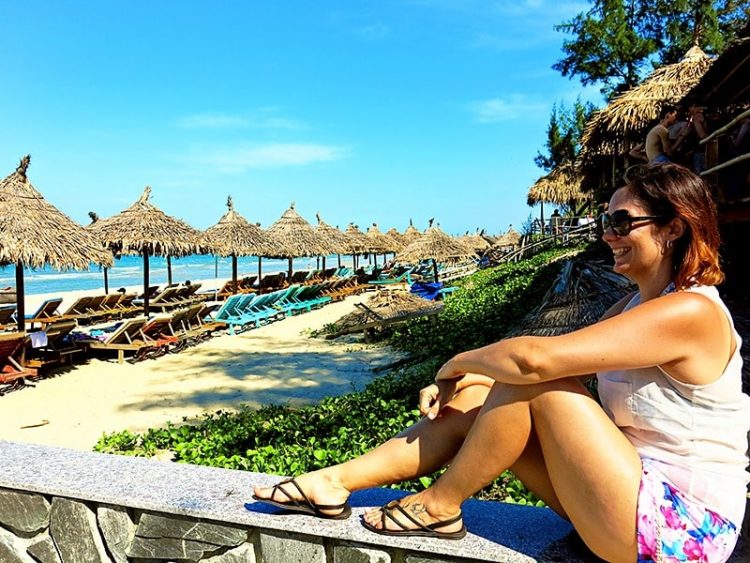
[0,254,354,296]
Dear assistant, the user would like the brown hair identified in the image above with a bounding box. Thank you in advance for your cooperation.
[623,163,724,289]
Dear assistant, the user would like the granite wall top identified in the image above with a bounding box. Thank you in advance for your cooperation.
[0,440,578,563]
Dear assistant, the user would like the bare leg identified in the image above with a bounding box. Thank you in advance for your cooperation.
[364,379,641,563]
[252,384,491,515]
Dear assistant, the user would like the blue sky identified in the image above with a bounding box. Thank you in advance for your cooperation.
[1,0,602,237]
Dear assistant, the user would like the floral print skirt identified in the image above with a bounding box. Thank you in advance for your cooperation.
[637,460,739,562]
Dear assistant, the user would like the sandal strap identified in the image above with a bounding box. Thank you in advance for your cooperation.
[270,478,347,513]
[382,500,463,533]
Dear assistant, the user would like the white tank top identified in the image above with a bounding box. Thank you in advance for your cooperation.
[597,285,750,524]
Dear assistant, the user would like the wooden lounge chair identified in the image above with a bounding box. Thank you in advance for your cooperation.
[24,297,63,326]
[0,332,38,391]
[24,320,82,369]
[258,272,287,294]
[82,317,149,364]
[146,286,181,311]
[0,304,17,331]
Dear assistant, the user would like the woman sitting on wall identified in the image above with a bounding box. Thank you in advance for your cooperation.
[253,163,749,563]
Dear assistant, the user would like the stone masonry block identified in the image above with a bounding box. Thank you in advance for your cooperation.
[49,498,112,563]
[97,505,135,563]
[26,535,62,563]
[259,529,326,563]
[135,511,247,546]
[203,542,258,562]
[0,525,36,563]
[0,489,51,534]
[334,543,392,563]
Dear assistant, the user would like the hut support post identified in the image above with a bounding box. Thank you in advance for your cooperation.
[288,257,293,279]
[232,254,238,295]
[337,254,341,268]
[322,256,326,273]
[143,250,150,317]
[167,255,173,286]
[15,262,24,333]
[540,202,545,238]
[257,257,262,287]
[432,258,439,283]
[104,267,109,295]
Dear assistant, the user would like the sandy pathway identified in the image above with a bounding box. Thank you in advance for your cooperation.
[0,293,402,451]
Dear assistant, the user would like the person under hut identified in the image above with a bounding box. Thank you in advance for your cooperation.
[253,164,748,563]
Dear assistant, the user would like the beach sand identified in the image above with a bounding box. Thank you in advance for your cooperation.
[1,288,402,451]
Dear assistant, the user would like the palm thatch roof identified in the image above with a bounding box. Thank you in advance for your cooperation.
[0,155,113,270]
[458,231,492,253]
[314,213,351,254]
[343,223,373,254]
[385,227,408,251]
[581,46,713,157]
[511,260,634,337]
[402,219,423,245]
[88,186,200,256]
[263,202,334,258]
[527,163,588,206]
[685,23,750,107]
[200,196,272,257]
[366,223,397,253]
[396,223,476,265]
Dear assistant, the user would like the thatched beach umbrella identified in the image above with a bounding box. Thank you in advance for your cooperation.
[264,202,335,278]
[343,223,372,270]
[366,223,396,267]
[385,228,407,252]
[459,230,492,254]
[0,155,113,331]
[527,163,587,207]
[396,221,476,282]
[315,213,350,270]
[402,219,423,245]
[89,186,200,315]
[200,196,273,295]
[581,46,713,157]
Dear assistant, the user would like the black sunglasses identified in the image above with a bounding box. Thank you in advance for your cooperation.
[598,210,668,236]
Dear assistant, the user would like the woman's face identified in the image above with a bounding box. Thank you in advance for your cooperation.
[602,186,671,282]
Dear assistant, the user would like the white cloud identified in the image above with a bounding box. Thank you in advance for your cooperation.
[176,112,304,130]
[195,143,350,173]
[468,95,548,122]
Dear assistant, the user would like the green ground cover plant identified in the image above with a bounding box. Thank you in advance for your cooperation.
[95,245,586,505]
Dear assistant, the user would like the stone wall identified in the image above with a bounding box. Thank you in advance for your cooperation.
[1,440,747,562]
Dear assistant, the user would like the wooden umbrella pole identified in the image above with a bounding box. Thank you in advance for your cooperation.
[322,256,326,273]
[337,254,341,268]
[258,257,262,286]
[288,257,293,279]
[15,262,25,333]
[167,255,173,285]
[143,249,150,317]
[104,267,109,295]
[232,254,238,294]
[432,258,439,283]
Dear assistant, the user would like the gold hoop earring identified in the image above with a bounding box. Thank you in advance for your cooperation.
[666,240,673,249]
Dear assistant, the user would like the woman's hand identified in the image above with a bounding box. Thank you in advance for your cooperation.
[418,380,459,420]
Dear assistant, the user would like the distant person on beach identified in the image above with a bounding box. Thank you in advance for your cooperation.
[253,164,748,562]
[550,209,562,235]
[645,105,683,163]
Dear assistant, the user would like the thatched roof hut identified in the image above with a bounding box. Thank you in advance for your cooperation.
[264,202,335,277]
[396,223,476,281]
[512,260,634,337]
[88,185,200,314]
[0,155,113,330]
[581,46,713,157]
[314,214,350,255]
[200,196,273,294]
[402,219,423,245]
[527,163,588,206]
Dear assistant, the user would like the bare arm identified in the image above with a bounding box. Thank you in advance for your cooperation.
[436,291,733,387]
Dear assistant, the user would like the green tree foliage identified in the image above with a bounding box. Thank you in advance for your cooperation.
[534,98,596,172]
[554,0,749,98]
